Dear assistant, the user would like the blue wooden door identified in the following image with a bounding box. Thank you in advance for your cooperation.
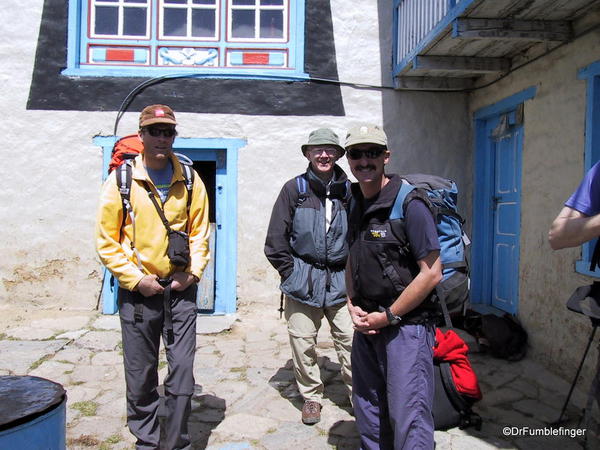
[488,113,523,314]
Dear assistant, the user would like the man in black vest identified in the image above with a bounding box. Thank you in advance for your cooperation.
[345,124,442,449]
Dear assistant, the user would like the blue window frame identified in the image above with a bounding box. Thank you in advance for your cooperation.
[575,61,600,277]
[64,0,306,79]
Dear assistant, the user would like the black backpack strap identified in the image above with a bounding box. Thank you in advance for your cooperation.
[142,181,173,233]
[293,174,309,211]
[590,239,600,272]
[115,161,144,271]
[439,361,471,414]
[181,162,194,212]
[116,161,133,230]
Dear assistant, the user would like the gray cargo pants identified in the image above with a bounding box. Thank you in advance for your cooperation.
[118,284,197,450]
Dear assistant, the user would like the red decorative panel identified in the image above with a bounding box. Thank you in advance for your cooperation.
[242,53,269,65]
[106,49,135,62]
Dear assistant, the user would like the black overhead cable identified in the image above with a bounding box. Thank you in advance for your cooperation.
[114,22,600,135]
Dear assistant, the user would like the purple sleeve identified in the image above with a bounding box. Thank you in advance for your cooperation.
[565,161,600,216]
[405,199,440,261]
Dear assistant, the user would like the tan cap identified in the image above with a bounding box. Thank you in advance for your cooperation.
[139,104,177,128]
[345,124,388,148]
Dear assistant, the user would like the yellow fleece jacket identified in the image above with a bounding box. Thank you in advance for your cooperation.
[95,154,210,291]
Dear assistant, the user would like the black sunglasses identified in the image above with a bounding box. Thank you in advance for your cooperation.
[346,147,385,160]
[145,127,176,138]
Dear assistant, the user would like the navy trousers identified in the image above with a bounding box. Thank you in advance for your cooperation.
[352,323,435,450]
[119,284,197,450]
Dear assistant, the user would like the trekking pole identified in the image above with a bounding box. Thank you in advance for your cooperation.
[551,323,598,426]
[278,293,284,319]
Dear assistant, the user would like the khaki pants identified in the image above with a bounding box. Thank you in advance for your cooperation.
[285,297,353,403]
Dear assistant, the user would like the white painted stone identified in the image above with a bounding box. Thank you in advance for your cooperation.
[90,350,122,366]
[67,416,125,445]
[56,329,89,340]
[92,315,121,331]
[210,413,279,441]
[0,340,68,374]
[6,327,56,340]
[75,330,121,351]
[65,385,102,404]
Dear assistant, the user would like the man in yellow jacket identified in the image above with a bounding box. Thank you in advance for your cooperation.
[96,104,210,449]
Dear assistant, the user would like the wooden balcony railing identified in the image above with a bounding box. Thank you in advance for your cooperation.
[395,0,468,71]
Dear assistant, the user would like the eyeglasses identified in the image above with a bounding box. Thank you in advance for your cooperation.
[346,147,385,160]
[307,147,339,157]
[145,127,176,138]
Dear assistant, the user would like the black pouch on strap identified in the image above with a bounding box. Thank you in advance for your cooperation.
[167,229,190,267]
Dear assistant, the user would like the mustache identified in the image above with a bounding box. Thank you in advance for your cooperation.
[355,165,376,171]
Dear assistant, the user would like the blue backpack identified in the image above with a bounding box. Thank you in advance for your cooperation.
[391,174,470,327]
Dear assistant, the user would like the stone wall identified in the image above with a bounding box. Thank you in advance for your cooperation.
[469,29,600,388]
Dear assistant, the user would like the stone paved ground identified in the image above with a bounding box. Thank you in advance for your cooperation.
[0,296,598,449]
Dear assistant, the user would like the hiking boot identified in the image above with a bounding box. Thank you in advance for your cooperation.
[301,400,321,425]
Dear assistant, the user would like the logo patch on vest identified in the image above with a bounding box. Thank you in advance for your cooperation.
[370,228,387,239]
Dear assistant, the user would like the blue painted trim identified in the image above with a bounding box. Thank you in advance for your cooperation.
[393,0,478,78]
[473,86,537,120]
[574,62,600,278]
[92,135,246,315]
[66,0,81,71]
[472,88,535,310]
[62,67,310,80]
[471,118,495,306]
[578,60,600,79]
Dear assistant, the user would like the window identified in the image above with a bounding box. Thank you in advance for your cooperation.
[64,0,306,78]
[575,61,600,277]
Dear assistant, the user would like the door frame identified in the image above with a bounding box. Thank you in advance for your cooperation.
[94,135,246,316]
[471,87,536,312]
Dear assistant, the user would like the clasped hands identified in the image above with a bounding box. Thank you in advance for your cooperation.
[348,301,388,335]
[136,272,197,297]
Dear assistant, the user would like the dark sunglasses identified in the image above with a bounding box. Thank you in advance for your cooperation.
[145,127,176,138]
[346,147,385,160]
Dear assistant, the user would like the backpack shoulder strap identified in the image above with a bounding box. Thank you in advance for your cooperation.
[116,160,133,224]
[294,174,309,209]
[115,160,143,270]
[390,179,416,220]
[181,162,194,211]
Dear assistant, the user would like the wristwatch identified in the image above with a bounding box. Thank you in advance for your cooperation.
[384,307,402,326]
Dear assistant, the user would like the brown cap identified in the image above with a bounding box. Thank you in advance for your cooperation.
[139,104,177,128]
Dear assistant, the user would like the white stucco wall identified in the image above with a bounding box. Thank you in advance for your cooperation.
[1,1,472,316]
[469,29,600,387]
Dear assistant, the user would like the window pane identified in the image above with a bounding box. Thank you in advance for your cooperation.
[261,0,283,5]
[95,6,118,35]
[233,0,256,5]
[124,7,147,36]
[231,10,255,38]
[193,0,216,4]
[124,0,147,3]
[165,0,187,4]
[192,9,215,37]
[164,8,188,36]
[260,10,282,38]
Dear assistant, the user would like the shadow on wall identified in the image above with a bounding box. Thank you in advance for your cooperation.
[376,0,473,227]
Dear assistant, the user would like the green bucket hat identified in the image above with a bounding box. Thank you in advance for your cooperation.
[301,128,345,156]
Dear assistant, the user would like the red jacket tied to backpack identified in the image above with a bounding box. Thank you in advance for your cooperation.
[434,328,482,400]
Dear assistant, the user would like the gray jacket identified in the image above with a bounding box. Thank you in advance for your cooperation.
[264,165,350,308]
